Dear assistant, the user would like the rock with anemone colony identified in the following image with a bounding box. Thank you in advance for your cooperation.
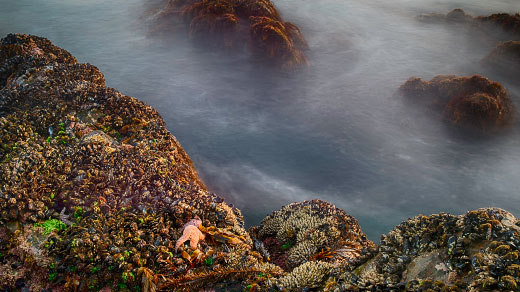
[248,199,375,290]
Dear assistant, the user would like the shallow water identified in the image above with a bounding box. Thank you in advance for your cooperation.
[1,0,520,240]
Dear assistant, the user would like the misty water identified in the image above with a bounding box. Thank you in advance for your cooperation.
[1,0,520,240]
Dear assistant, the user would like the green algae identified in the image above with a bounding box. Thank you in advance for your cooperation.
[34,219,67,235]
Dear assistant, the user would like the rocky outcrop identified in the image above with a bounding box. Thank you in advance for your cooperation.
[399,75,515,132]
[156,0,309,68]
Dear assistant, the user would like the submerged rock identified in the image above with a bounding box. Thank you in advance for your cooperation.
[482,40,520,82]
[417,9,520,36]
[416,10,520,82]
[399,74,515,132]
[417,8,472,23]
[475,12,520,36]
[155,0,309,68]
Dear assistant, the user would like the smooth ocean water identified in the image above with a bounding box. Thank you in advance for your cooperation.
[1,0,520,240]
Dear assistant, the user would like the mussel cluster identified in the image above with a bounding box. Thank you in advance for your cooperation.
[325,208,520,291]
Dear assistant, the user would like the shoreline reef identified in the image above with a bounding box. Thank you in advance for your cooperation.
[2,34,520,291]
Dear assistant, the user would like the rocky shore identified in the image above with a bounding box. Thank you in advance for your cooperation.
[2,34,520,292]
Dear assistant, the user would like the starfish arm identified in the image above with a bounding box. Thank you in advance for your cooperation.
[175,232,189,252]
[189,233,199,249]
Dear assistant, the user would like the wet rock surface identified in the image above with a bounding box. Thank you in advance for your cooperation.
[2,34,520,291]
[154,0,309,68]
[399,74,515,132]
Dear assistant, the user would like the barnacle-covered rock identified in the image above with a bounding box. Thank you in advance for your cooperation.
[155,0,308,68]
[250,200,374,271]
[399,74,515,132]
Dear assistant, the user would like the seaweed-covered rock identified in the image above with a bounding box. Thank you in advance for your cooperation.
[156,0,308,68]
[249,16,308,69]
[399,74,515,131]
[250,200,374,274]
[483,40,520,81]
[0,33,279,291]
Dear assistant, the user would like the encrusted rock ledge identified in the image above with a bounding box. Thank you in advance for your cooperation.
[0,33,278,291]
[2,34,520,292]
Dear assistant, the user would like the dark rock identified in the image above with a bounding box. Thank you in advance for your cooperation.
[155,0,308,68]
[399,74,515,132]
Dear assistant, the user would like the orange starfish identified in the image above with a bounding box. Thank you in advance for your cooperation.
[175,217,205,252]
